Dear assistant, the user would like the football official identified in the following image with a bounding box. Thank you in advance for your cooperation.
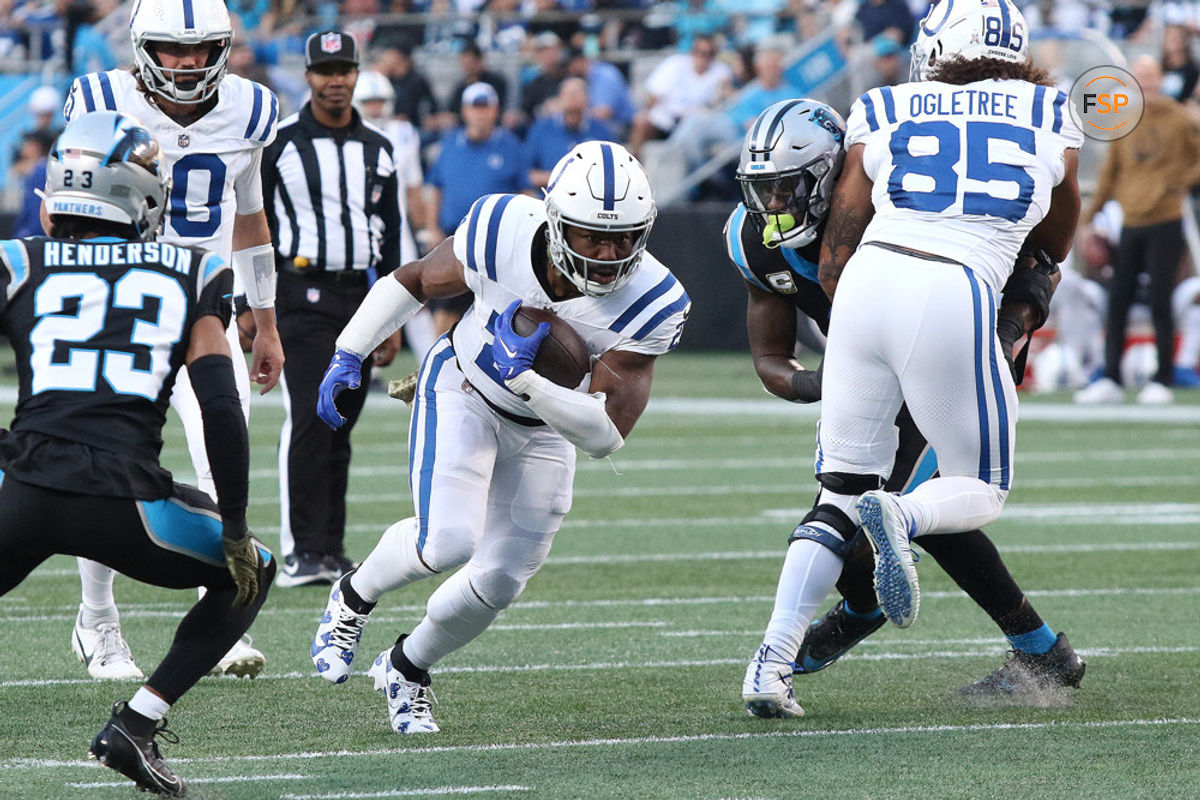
[262,30,405,587]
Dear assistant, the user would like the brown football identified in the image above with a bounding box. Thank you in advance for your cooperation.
[512,305,591,389]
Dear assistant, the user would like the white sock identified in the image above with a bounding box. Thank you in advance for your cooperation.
[761,533,844,658]
[128,687,170,721]
[403,569,499,670]
[1175,306,1200,368]
[349,518,435,604]
[78,559,118,626]
[901,476,1006,534]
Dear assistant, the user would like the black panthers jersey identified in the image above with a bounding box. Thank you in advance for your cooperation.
[0,236,232,498]
[722,204,832,334]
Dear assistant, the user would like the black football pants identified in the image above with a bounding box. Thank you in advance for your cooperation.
[0,475,274,704]
[277,271,373,559]
[1104,220,1185,387]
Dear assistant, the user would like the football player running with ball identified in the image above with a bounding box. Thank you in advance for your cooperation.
[737,13,1087,717]
[63,0,283,679]
[311,141,689,733]
[0,112,273,796]
[741,0,1086,718]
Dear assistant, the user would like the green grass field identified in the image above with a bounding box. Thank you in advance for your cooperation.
[0,352,1198,799]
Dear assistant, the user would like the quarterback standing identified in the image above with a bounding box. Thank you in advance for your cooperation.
[810,0,1082,677]
[63,0,282,679]
[731,99,1085,719]
[309,141,689,733]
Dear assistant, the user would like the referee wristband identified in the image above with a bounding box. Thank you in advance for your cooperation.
[336,275,424,357]
[232,244,277,309]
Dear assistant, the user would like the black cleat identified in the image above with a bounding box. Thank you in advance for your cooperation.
[793,600,886,674]
[89,702,186,796]
[959,632,1086,698]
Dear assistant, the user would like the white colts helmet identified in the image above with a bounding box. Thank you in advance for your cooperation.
[353,70,396,125]
[130,0,234,105]
[544,141,656,297]
[44,111,171,241]
[911,0,1030,81]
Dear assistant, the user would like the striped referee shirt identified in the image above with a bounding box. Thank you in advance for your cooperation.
[262,104,403,274]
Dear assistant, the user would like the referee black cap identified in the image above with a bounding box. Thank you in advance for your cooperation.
[306,30,359,69]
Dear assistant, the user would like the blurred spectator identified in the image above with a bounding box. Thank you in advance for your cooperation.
[423,0,480,54]
[27,86,63,142]
[526,77,613,187]
[62,0,119,74]
[565,48,636,134]
[445,42,510,121]
[671,0,729,48]
[481,0,529,52]
[869,32,907,86]
[341,0,379,44]
[1075,56,1200,406]
[228,41,273,87]
[376,45,439,128]
[227,0,270,34]
[519,31,568,122]
[424,82,527,331]
[854,0,915,45]
[670,38,796,195]
[5,131,52,227]
[1162,25,1199,103]
[628,34,733,158]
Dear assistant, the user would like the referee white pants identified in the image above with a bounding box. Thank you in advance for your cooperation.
[816,247,1016,535]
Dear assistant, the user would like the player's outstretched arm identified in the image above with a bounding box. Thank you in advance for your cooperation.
[746,285,820,402]
[818,143,874,301]
[233,209,284,394]
[186,314,259,606]
[317,239,468,430]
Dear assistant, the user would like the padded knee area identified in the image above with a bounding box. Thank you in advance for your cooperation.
[817,471,885,496]
[802,504,858,540]
[418,524,476,573]
[471,568,525,610]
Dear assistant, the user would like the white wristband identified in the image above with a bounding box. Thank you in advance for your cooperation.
[232,243,276,309]
[506,370,624,459]
[336,275,424,357]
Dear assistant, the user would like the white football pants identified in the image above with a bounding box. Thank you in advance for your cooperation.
[817,247,1015,535]
[355,337,575,670]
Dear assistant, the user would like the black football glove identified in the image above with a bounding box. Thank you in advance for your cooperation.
[221,523,262,608]
[996,313,1025,383]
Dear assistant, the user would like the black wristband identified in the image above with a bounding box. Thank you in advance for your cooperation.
[790,365,822,403]
[189,354,249,528]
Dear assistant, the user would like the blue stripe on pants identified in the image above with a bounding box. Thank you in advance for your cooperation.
[412,339,454,552]
[962,267,991,483]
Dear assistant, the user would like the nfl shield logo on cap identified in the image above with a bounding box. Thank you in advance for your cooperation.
[321,32,342,53]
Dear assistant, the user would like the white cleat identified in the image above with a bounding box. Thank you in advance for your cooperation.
[209,635,266,678]
[1073,376,1123,404]
[857,490,921,628]
[1137,381,1173,405]
[311,574,371,684]
[368,649,440,734]
[742,643,805,719]
[72,606,144,680]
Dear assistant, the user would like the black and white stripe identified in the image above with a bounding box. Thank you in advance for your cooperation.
[262,106,402,273]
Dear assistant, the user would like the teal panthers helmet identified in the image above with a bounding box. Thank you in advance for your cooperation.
[736,99,845,250]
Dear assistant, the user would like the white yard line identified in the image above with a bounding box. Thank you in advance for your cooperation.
[0,644,1194,690]
[281,788,532,799]
[8,718,1197,771]
[70,773,308,788]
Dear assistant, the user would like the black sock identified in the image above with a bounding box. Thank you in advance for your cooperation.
[340,572,376,615]
[916,530,1044,636]
[390,635,431,685]
[117,704,157,738]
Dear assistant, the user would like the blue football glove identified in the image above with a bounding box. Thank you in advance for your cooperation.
[492,299,549,382]
[317,349,364,430]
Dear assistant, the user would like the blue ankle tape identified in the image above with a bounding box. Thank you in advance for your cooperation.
[1008,623,1056,654]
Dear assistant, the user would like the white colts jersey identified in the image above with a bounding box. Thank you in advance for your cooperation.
[451,194,690,420]
[848,79,1084,292]
[64,70,278,261]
